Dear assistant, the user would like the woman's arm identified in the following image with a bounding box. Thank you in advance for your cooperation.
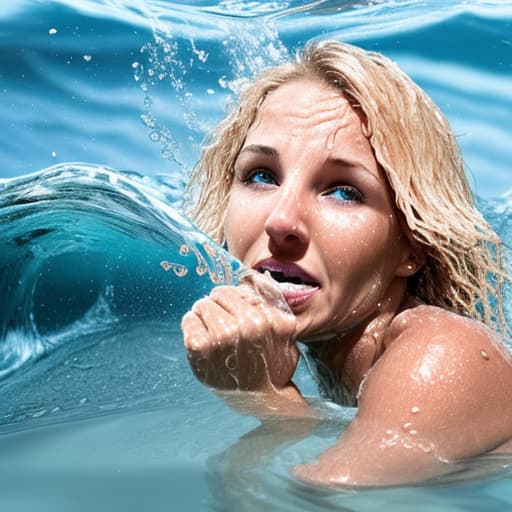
[181,272,311,417]
[295,308,512,486]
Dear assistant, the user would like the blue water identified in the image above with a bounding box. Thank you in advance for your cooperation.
[1,1,512,511]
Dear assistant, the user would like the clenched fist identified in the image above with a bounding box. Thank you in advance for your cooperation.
[181,271,299,392]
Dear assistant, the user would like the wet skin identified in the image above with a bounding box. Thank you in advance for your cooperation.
[182,78,512,486]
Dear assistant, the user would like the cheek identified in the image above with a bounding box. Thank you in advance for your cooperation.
[319,210,402,276]
[224,194,264,260]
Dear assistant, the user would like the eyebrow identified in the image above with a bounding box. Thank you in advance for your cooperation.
[238,144,378,182]
[329,157,371,172]
[239,144,278,157]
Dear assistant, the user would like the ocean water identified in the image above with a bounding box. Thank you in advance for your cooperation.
[1,1,512,511]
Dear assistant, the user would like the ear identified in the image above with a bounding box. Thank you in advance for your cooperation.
[395,242,425,278]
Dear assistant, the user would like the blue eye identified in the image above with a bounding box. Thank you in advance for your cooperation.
[325,186,362,203]
[246,169,277,186]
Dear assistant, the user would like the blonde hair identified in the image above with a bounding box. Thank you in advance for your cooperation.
[186,40,509,332]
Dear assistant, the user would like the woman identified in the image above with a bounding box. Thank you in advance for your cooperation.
[181,40,512,486]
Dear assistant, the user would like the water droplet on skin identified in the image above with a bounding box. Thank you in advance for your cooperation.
[411,406,420,414]
[225,354,236,370]
[410,430,417,436]
[403,422,412,429]
[480,350,490,360]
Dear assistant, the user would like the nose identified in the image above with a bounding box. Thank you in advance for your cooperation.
[264,187,310,258]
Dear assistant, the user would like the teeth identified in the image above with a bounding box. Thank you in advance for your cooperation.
[277,282,318,292]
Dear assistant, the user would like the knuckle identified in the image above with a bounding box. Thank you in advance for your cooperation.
[209,285,230,300]
[191,297,208,313]
[184,333,204,351]
[181,310,197,328]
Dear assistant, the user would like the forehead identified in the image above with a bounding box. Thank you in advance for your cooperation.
[246,78,367,148]
[255,78,357,128]
[244,78,377,172]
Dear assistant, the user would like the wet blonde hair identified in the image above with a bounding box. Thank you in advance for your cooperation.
[187,40,508,332]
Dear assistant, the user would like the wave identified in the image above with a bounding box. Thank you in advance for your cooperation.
[0,163,241,380]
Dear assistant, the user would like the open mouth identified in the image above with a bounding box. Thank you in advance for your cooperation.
[255,261,319,287]
[261,269,318,287]
[254,260,320,308]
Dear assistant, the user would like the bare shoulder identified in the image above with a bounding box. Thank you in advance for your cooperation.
[357,304,512,460]
[385,304,512,365]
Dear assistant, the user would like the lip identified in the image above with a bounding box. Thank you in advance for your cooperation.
[253,258,320,309]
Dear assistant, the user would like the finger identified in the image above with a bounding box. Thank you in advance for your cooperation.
[181,310,208,351]
[209,284,263,314]
[210,283,296,340]
[192,296,241,345]
[209,288,281,342]
[239,269,292,315]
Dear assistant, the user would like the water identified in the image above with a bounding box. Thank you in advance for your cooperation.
[1,1,512,511]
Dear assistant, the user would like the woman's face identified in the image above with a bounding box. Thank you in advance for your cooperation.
[224,78,415,341]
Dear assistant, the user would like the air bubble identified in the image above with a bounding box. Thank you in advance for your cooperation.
[149,131,160,142]
[49,28,57,35]
[83,55,92,62]
[179,244,190,255]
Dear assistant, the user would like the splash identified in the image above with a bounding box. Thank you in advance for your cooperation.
[131,2,288,171]
[0,164,242,380]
